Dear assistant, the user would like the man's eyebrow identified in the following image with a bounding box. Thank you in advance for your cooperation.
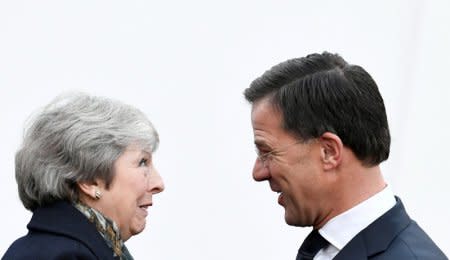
[254,140,270,149]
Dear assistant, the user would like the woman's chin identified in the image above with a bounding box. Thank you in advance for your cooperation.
[130,221,147,237]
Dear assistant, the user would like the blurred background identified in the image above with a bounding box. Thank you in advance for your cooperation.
[1,0,449,259]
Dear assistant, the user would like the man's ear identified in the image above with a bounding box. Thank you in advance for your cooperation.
[77,180,102,200]
[319,132,343,170]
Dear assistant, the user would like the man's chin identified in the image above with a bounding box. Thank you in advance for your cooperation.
[284,213,296,226]
[284,212,307,227]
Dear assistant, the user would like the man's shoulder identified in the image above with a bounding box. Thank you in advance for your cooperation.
[372,220,447,259]
[336,198,447,259]
[366,208,447,259]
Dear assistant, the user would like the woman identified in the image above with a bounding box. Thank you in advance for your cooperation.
[3,93,165,260]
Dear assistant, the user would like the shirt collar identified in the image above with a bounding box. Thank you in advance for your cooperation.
[319,185,396,250]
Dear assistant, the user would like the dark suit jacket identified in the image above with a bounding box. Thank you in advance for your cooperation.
[333,198,447,259]
[2,201,117,260]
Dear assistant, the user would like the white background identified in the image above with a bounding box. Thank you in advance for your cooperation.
[1,1,449,259]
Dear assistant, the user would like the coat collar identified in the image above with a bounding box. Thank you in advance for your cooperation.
[333,197,411,260]
[27,201,117,260]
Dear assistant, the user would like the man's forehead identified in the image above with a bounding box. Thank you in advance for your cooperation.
[251,100,291,147]
[251,99,284,130]
[251,97,273,112]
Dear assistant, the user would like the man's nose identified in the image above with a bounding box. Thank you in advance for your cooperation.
[252,158,270,181]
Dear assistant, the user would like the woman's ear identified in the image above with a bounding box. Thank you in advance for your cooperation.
[77,180,102,200]
[319,132,343,170]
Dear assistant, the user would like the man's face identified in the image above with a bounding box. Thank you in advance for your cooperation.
[251,98,331,227]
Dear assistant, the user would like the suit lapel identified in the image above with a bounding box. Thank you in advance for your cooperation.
[333,197,411,259]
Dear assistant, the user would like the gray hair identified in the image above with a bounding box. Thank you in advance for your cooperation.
[15,93,159,211]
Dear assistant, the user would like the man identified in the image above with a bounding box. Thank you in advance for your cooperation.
[244,52,447,259]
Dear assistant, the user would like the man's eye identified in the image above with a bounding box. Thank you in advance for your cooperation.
[139,158,148,167]
[256,149,271,159]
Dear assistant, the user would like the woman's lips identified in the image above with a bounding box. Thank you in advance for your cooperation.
[139,206,148,216]
[139,203,152,216]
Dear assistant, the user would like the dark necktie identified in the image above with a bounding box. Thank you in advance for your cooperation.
[296,229,330,260]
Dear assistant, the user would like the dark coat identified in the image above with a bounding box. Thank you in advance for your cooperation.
[2,201,117,260]
[333,198,447,259]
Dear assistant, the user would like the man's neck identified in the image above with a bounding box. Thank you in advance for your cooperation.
[315,164,386,229]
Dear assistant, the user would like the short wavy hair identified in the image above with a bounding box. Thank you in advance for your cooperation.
[244,52,390,166]
[15,93,159,211]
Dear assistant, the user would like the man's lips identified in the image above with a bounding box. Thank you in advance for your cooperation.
[269,182,281,193]
[269,182,284,205]
[278,193,284,206]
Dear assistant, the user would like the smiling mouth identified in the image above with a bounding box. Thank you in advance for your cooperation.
[277,192,284,205]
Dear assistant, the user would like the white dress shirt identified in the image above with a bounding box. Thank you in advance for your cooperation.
[314,186,396,260]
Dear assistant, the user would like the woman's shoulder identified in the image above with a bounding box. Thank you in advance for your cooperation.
[2,231,97,259]
[3,202,116,260]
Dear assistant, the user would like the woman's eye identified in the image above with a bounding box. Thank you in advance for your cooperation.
[139,158,148,167]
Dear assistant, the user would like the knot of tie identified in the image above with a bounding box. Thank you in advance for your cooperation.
[296,229,329,260]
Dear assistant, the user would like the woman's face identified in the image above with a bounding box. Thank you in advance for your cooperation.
[95,146,164,241]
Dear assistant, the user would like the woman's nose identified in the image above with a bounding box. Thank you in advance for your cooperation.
[149,167,165,194]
